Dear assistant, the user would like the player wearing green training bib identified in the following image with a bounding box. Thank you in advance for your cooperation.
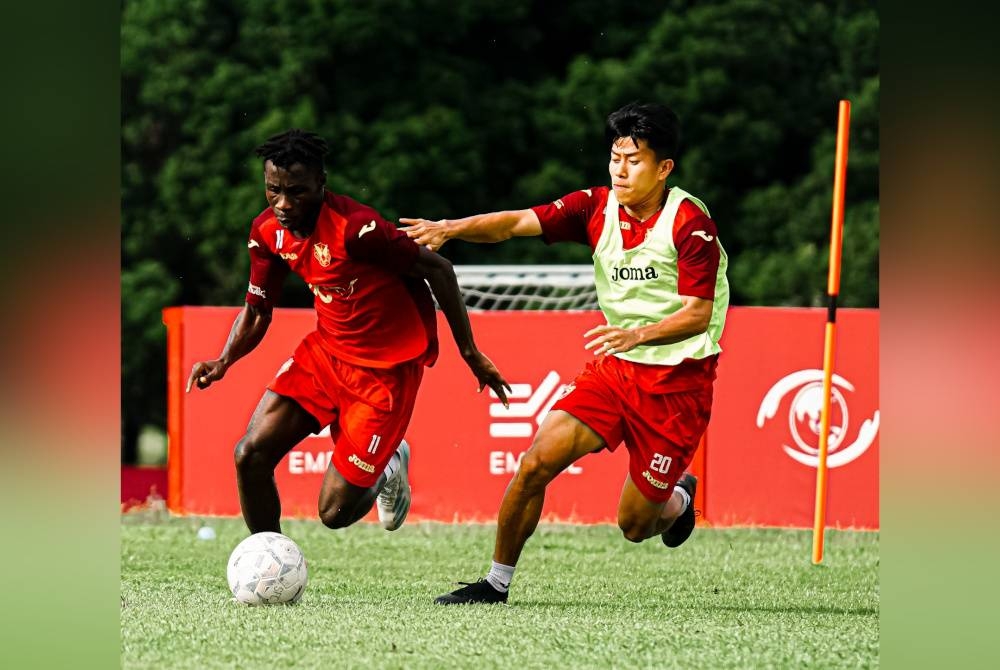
[403,103,729,605]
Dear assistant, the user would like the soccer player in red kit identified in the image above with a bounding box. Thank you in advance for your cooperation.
[403,103,730,604]
[187,129,510,536]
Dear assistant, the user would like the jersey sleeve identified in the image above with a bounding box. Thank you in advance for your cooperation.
[343,209,420,273]
[674,209,721,300]
[245,223,289,310]
[531,188,604,246]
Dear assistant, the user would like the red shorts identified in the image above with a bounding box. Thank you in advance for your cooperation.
[550,355,713,503]
[268,332,423,487]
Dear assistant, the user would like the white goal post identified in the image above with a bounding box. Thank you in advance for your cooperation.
[448,265,599,311]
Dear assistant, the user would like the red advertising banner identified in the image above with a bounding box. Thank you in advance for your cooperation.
[162,308,703,524]
[706,308,879,529]
[162,306,877,528]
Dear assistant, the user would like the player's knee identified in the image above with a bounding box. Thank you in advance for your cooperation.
[234,435,266,472]
[516,450,555,492]
[618,516,649,543]
[318,502,350,529]
[620,524,646,543]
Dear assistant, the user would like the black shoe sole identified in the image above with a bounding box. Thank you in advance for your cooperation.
[433,580,508,605]
[433,595,508,605]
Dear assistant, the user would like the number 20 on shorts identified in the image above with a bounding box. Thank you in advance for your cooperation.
[649,454,672,475]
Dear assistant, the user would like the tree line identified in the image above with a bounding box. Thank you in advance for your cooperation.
[122,0,879,456]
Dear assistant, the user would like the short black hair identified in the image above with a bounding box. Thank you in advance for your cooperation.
[254,129,328,172]
[605,102,681,162]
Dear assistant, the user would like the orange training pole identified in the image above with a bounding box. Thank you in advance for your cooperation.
[812,100,851,565]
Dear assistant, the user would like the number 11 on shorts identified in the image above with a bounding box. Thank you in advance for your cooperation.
[367,434,382,454]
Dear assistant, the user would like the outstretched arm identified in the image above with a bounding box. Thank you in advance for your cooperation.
[400,209,542,251]
[406,247,511,406]
[186,303,272,391]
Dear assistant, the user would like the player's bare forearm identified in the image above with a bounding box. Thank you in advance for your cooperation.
[448,209,541,242]
[408,248,511,405]
[188,303,273,392]
[400,210,541,250]
[219,303,273,365]
[415,252,478,358]
[583,297,713,356]
[634,297,713,346]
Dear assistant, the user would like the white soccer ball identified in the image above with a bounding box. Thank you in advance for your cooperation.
[226,532,308,605]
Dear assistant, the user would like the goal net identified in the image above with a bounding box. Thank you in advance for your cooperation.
[449,265,599,311]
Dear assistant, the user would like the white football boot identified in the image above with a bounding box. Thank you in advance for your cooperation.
[376,440,411,530]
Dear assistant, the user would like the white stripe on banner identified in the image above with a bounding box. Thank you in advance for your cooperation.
[489,423,533,438]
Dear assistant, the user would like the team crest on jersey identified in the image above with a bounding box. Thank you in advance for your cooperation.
[313,243,331,267]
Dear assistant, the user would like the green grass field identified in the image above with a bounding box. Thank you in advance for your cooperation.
[121,517,878,669]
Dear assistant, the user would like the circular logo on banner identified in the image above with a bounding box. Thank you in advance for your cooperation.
[756,369,879,468]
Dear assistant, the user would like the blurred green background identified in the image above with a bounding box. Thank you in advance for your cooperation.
[121,0,878,461]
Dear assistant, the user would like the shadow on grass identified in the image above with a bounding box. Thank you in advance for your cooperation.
[203,594,880,626]
[507,600,877,617]
[289,591,877,618]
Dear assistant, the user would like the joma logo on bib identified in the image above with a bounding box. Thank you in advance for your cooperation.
[611,266,659,281]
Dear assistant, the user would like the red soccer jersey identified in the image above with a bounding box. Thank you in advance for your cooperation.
[245,191,438,369]
[531,186,722,388]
